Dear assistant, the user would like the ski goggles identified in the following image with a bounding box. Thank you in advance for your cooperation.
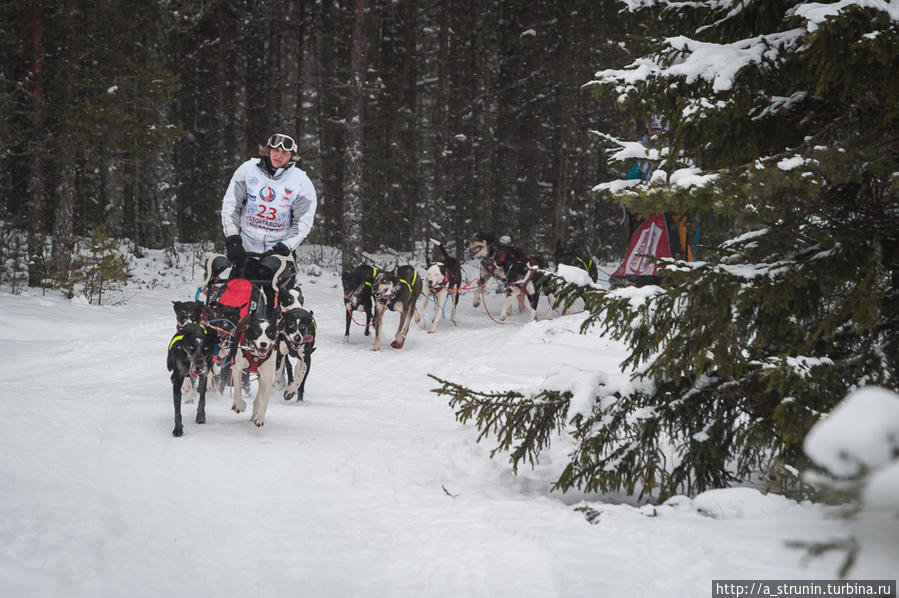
[267,133,297,153]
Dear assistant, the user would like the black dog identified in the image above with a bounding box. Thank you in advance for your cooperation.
[172,300,212,328]
[342,264,378,343]
[167,323,217,437]
[422,238,462,332]
[554,240,598,283]
[275,307,317,401]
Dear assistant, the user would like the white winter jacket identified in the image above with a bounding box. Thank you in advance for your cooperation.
[221,158,317,254]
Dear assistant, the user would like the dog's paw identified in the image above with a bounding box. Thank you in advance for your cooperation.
[371,345,380,352]
[251,416,265,427]
[343,336,350,344]
[390,340,404,349]
[195,412,206,424]
[232,400,246,413]
[172,426,183,437]
[283,389,296,401]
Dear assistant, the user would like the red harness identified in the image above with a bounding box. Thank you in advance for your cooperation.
[238,331,275,374]
[430,272,450,294]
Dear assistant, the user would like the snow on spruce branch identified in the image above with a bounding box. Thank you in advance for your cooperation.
[588,29,804,96]
[789,0,899,33]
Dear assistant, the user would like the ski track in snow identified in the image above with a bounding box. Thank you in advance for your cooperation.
[0,259,854,597]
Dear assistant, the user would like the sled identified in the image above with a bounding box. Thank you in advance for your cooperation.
[609,213,692,289]
[199,251,296,317]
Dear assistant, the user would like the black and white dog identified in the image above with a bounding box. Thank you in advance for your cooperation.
[497,258,543,321]
[371,265,422,350]
[467,231,530,308]
[278,285,305,312]
[275,307,316,401]
[229,311,279,427]
[342,264,378,343]
[167,323,217,437]
[422,239,462,333]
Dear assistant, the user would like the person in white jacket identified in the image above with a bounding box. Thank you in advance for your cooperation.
[221,126,317,310]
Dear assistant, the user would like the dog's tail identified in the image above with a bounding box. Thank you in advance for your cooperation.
[430,238,452,264]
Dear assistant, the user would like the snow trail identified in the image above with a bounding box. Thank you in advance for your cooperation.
[0,255,859,596]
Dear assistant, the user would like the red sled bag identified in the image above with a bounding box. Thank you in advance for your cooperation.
[609,213,671,289]
[212,278,264,320]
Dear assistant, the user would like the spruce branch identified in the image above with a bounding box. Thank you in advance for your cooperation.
[429,374,571,473]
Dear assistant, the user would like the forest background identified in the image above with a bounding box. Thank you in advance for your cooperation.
[3,1,898,569]
[1,0,633,285]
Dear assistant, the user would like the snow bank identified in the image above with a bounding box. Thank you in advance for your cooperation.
[693,487,799,519]
[803,386,899,477]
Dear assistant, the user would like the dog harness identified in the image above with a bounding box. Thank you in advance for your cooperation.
[400,270,418,295]
[169,334,184,351]
[365,265,378,287]
[375,270,419,307]
[241,345,274,374]
[238,330,275,374]
[576,256,594,273]
[169,326,210,350]
[382,270,419,309]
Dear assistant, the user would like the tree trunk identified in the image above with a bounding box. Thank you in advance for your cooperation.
[281,0,301,130]
[429,0,449,247]
[342,0,369,266]
[53,0,79,280]
[399,0,419,255]
[25,5,45,287]
[316,0,346,248]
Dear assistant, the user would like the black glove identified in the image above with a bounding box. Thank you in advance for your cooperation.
[225,235,246,267]
[269,242,291,257]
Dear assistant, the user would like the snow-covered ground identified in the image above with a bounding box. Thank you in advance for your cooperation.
[0,246,892,597]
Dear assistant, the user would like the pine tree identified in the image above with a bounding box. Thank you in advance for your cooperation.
[432,0,898,500]
[69,226,128,305]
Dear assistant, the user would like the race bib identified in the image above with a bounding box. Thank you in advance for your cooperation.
[244,184,292,233]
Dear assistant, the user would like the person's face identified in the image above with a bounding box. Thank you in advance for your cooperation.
[269,147,291,169]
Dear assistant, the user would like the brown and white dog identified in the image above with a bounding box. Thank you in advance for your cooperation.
[422,239,462,333]
[229,311,279,427]
[371,265,423,350]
